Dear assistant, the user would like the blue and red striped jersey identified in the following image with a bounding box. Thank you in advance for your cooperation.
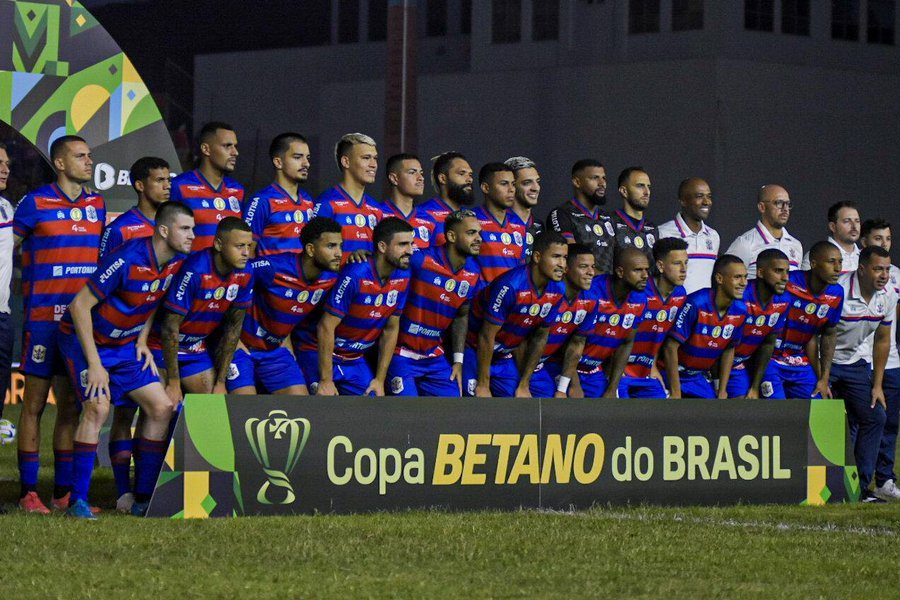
[416,196,455,247]
[99,206,154,258]
[13,184,106,330]
[541,290,598,364]
[59,238,184,347]
[580,275,647,371]
[243,184,314,256]
[379,201,436,250]
[241,253,338,352]
[466,265,565,355]
[732,281,789,368]
[625,277,687,378]
[322,258,410,362]
[147,248,253,354]
[472,206,526,283]
[396,246,481,358]
[666,288,747,373]
[169,169,244,251]
[313,186,383,258]
[772,270,844,366]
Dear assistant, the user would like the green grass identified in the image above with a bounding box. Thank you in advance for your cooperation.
[3,405,900,599]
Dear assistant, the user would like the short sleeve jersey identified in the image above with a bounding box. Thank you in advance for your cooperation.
[596,210,658,276]
[14,183,106,330]
[546,198,614,273]
[772,270,844,367]
[731,281,789,368]
[579,275,647,371]
[666,288,748,374]
[379,201,437,250]
[472,206,526,283]
[833,271,897,366]
[625,277,687,378]
[169,169,244,251]
[313,185,383,258]
[657,213,720,294]
[100,206,154,258]
[416,196,455,247]
[243,183,314,256]
[522,214,544,264]
[541,289,598,364]
[725,222,802,280]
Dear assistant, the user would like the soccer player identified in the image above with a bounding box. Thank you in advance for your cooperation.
[546,159,613,273]
[859,219,900,501]
[504,156,544,262]
[100,156,170,258]
[169,121,243,251]
[619,238,689,398]
[657,177,720,294]
[0,144,13,428]
[243,132,314,256]
[463,231,567,398]
[417,151,475,246]
[662,255,748,399]
[725,249,791,399]
[725,185,802,279]
[57,201,194,518]
[313,217,413,396]
[599,167,659,275]
[313,132,383,263]
[829,245,896,503]
[573,247,649,398]
[381,153,435,249]
[472,162,527,283]
[230,217,342,394]
[387,209,482,396]
[529,244,597,398]
[758,241,843,399]
[13,135,105,514]
[800,201,861,273]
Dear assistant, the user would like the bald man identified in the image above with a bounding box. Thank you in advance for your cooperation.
[658,177,720,294]
[725,185,802,279]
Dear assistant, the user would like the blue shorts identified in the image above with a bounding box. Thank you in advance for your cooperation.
[662,370,715,399]
[726,366,750,398]
[618,376,667,399]
[760,361,820,399]
[150,348,214,379]
[227,347,305,393]
[461,347,519,397]
[577,368,609,398]
[296,350,373,396]
[20,327,67,378]
[387,353,460,397]
[529,361,562,398]
[59,332,158,409]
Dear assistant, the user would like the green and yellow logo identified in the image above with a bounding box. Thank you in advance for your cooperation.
[245,410,310,505]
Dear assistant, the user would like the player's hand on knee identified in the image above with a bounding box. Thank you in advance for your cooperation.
[365,379,385,397]
[135,343,158,376]
[86,363,111,401]
[317,380,339,396]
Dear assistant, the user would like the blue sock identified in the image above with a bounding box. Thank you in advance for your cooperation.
[18,450,40,496]
[134,437,167,502]
[71,442,98,504]
[108,439,133,497]
[53,449,74,497]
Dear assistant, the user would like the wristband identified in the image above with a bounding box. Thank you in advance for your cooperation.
[453,352,464,364]
[556,376,571,393]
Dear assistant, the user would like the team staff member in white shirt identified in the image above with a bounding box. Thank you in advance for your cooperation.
[725,184,802,279]
[800,200,861,273]
[829,245,896,503]
[859,219,900,501]
[0,144,14,426]
[657,177,719,294]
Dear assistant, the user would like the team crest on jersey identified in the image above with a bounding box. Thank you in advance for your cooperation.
[609,314,621,326]
[876,298,886,313]
[226,284,239,301]
[312,289,324,304]
[561,311,573,323]
[214,286,225,300]
[712,326,722,338]
[56,210,65,219]
[760,381,774,398]
[755,315,766,326]
[368,215,377,229]
[294,210,304,223]
[354,214,366,228]
[374,294,384,307]
[458,281,470,297]
[513,231,523,246]
[390,377,404,394]
[656,310,667,322]
[418,226,430,241]
[529,304,540,317]
[789,248,797,259]
[227,363,240,381]
[623,237,632,245]
[229,197,240,212]
[723,325,734,339]
[79,369,89,388]
[298,290,310,303]
[150,279,161,293]
[816,304,829,318]
[32,345,47,364]
[634,237,644,249]
[574,309,587,325]
[202,200,210,208]
[70,207,83,222]
[668,306,679,321]
[623,314,635,328]
[214,197,226,211]
[804,303,816,315]
[444,279,457,293]
[85,206,98,223]
[501,233,512,245]
[768,313,780,327]
[467,379,477,396]
[706,239,714,250]
[386,290,399,307]
[605,222,615,237]
[592,224,604,236]
[646,234,655,247]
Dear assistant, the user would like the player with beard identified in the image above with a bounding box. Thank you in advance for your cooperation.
[598,167,659,275]
[244,132,315,256]
[382,153,435,249]
[504,156,544,263]
[800,201,861,273]
[657,177,720,294]
[100,157,171,258]
[472,162,527,283]
[546,159,613,273]
[418,151,475,246]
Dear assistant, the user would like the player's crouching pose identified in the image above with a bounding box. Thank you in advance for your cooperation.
[58,202,195,518]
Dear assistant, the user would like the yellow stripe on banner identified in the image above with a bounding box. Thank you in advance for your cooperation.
[806,466,826,506]
[184,471,210,519]
[164,435,176,470]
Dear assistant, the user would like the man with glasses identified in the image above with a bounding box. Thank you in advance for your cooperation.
[726,185,802,280]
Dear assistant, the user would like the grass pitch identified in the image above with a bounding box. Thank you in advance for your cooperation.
[2,405,900,599]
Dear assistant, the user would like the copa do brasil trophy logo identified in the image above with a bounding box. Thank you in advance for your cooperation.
[244,410,310,505]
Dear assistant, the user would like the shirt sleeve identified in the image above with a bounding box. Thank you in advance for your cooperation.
[87,253,128,301]
[99,224,123,259]
[12,194,36,239]
[483,279,516,326]
[325,272,358,319]
[233,272,254,309]
[547,207,574,240]
[668,300,697,343]
[163,266,200,316]
[243,193,270,242]
[313,200,335,220]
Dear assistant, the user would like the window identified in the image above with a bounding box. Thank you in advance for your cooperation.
[868,0,896,45]
[338,0,359,43]
[781,0,810,35]
[629,0,660,34]
[368,0,387,41]
[427,0,448,37]
[672,0,703,31]
[533,0,560,40]
[461,0,472,34]
[492,0,522,43]
[744,0,774,31]
[832,0,860,40]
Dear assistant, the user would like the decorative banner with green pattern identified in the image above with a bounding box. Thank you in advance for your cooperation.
[0,0,179,209]
[147,396,857,518]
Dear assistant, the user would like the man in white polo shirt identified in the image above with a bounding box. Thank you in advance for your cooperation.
[800,201,860,273]
[860,219,900,501]
[0,143,14,433]
[725,184,802,279]
[658,177,719,293]
[829,245,896,503]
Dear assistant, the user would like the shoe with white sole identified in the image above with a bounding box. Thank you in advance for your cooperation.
[874,480,900,502]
